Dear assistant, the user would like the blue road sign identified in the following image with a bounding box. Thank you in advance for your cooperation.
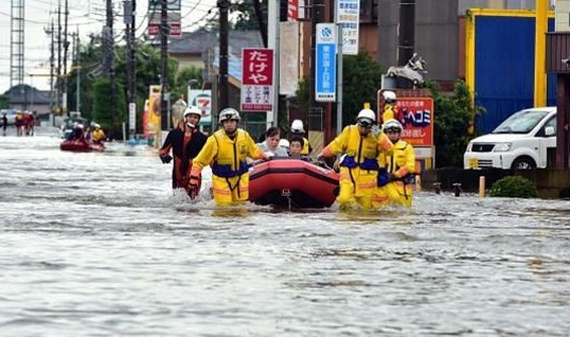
[315,23,336,102]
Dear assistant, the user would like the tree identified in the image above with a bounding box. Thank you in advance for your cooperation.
[172,66,203,100]
[295,50,384,128]
[425,80,484,168]
[92,77,126,140]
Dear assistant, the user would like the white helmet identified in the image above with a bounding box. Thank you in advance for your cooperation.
[279,139,290,149]
[356,108,376,126]
[291,119,304,133]
[183,106,202,119]
[93,123,101,129]
[383,119,403,132]
[383,91,397,103]
[218,108,240,124]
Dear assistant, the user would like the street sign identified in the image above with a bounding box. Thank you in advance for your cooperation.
[148,11,181,36]
[128,102,136,131]
[148,0,181,11]
[336,0,360,55]
[240,48,274,112]
[188,90,212,116]
[315,23,336,102]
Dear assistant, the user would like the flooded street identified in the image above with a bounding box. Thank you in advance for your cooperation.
[1,128,569,336]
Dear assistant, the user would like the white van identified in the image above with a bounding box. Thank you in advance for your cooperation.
[464,107,557,170]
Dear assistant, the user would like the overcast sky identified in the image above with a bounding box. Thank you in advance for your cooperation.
[0,0,217,93]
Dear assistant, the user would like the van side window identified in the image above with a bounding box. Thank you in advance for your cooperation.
[537,117,557,137]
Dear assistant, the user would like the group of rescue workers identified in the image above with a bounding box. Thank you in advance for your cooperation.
[67,122,106,143]
[159,90,416,209]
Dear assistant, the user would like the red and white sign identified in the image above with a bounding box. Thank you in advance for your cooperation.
[148,23,181,36]
[240,48,274,112]
[287,0,298,21]
[394,97,434,147]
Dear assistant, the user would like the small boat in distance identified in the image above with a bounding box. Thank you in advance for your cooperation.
[60,139,105,152]
[249,158,339,208]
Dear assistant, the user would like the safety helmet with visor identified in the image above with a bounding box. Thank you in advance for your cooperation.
[356,108,376,128]
[218,108,241,124]
[383,119,403,133]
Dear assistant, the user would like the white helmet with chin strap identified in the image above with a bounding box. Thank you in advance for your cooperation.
[383,90,397,103]
[382,119,403,132]
[291,119,304,133]
[183,106,202,128]
[218,107,241,124]
[356,103,376,127]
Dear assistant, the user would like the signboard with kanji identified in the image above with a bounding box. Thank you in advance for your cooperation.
[148,0,181,11]
[148,12,181,36]
[395,97,434,147]
[315,23,336,102]
[336,0,360,55]
[240,48,274,112]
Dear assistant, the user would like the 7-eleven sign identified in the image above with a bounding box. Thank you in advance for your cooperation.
[188,89,212,116]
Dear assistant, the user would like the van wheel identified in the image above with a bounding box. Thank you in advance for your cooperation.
[511,157,536,170]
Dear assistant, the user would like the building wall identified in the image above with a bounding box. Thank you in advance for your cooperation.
[556,0,570,31]
[377,0,459,81]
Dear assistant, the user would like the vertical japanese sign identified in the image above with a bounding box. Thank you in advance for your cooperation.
[395,97,434,147]
[287,0,298,21]
[315,23,337,102]
[336,0,360,55]
[241,48,274,112]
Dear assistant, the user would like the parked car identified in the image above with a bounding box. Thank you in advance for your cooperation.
[464,107,557,170]
[1,109,17,125]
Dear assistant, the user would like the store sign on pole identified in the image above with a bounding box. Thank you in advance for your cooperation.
[188,90,212,116]
[315,23,336,102]
[287,0,298,21]
[148,11,181,36]
[148,0,181,11]
[240,48,274,112]
[336,0,360,55]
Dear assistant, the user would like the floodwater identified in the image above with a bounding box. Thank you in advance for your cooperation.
[1,127,569,337]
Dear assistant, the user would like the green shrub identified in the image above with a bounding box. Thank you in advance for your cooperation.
[489,176,538,198]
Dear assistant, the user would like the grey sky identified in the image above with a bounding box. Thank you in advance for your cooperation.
[0,0,216,93]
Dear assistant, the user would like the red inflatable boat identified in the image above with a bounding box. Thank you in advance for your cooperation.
[60,139,105,152]
[249,158,339,208]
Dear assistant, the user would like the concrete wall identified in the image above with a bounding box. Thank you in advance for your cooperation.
[556,0,570,31]
[377,0,459,81]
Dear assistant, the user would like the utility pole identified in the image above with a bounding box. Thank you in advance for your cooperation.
[309,0,325,135]
[160,0,169,129]
[57,0,62,115]
[74,30,80,113]
[105,0,116,123]
[44,19,55,122]
[125,0,136,136]
[62,0,69,113]
[397,0,415,66]
[218,0,230,110]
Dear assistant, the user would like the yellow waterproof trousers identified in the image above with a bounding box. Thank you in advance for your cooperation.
[337,167,377,209]
[211,173,250,206]
[372,181,413,208]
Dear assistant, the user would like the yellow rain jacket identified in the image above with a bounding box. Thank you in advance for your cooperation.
[190,128,265,205]
[382,103,397,124]
[301,136,310,155]
[322,125,389,209]
[372,139,416,208]
[92,129,106,142]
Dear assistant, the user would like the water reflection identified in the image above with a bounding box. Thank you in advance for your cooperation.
[0,131,569,336]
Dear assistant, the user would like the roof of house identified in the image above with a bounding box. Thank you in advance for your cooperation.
[4,84,52,104]
[169,29,264,55]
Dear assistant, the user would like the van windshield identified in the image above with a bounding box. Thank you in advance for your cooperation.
[492,110,550,134]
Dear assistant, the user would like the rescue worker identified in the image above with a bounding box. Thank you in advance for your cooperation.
[372,119,416,208]
[188,108,269,205]
[381,90,398,124]
[316,105,393,209]
[159,106,208,197]
[91,124,106,143]
[290,119,311,155]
